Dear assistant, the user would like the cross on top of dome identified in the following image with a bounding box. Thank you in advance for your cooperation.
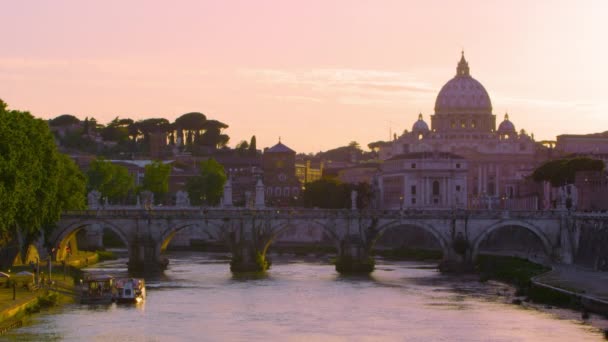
[457,50,470,76]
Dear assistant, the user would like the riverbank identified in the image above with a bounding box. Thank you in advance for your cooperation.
[0,250,104,334]
[477,255,608,338]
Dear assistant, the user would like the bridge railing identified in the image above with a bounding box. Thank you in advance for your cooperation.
[61,207,568,220]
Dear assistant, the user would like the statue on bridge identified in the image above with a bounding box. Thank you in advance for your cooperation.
[175,190,190,207]
[222,178,233,207]
[255,178,265,209]
[141,190,154,210]
[87,190,101,210]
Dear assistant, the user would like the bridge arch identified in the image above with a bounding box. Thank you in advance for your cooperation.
[372,220,451,258]
[159,221,225,253]
[52,219,130,261]
[471,220,552,261]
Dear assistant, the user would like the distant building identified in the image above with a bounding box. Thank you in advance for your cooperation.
[262,140,301,206]
[575,170,608,211]
[379,152,468,209]
[337,163,379,185]
[295,159,324,184]
[214,152,262,206]
[556,133,608,155]
[378,53,548,209]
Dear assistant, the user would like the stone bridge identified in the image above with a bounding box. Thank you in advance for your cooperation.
[50,208,593,274]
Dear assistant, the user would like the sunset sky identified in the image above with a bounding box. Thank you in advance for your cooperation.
[1,1,607,153]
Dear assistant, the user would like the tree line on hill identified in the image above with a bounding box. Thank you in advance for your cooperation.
[50,112,231,157]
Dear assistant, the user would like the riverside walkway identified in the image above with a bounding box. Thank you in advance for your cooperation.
[533,264,608,307]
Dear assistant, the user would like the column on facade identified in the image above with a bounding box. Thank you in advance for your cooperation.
[496,163,501,197]
[447,176,452,207]
[421,177,426,207]
[477,165,482,195]
[482,165,487,194]
[425,177,430,206]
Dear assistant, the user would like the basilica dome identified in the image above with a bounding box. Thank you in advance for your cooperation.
[434,53,492,114]
[497,113,516,133]
[412,113,430,133]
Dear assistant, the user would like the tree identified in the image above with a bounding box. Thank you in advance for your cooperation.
[532,157,604,186]
[249,135,257,155]
[142,161,172,204]
[186,158,227,206]
[49,114,80,127]
[199,120,229,148]
[174,112,207,148]
[55,154,87,211]
[87,159,135,203]
[0,99,86,246]
[100,117,131,143]
[302,178,349,209]
[235,140,249,155]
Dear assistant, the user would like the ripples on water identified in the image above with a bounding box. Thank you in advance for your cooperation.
[5,252,606,341]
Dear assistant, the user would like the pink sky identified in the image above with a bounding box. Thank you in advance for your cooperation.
[1,1,607,153]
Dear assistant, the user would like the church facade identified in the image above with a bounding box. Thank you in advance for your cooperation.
[378,53,548,210]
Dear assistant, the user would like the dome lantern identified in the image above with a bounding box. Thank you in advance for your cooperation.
[457,51,470,76]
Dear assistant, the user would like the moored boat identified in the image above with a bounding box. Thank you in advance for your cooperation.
[80,274,115,304]
[115,278,145,303]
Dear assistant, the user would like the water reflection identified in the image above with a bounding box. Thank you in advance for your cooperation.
[4,252,606,341]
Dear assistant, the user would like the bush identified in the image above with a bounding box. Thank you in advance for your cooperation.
[96,250,118,261]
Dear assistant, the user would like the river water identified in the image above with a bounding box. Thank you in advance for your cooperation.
[5,252,607,341]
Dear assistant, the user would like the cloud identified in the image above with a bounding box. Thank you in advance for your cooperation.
[239,68,436,106]
[494,95,590,109]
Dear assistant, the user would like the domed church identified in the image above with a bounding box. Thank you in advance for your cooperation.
[377,53,546,210]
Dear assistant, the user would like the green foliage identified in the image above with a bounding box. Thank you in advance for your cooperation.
[334,255,375,273]
[316,143,363,163]
[249,135,257,155]
[186,158,227,206]
[476,255,548,288]
[255,251,270,271]
[100,117,131,143]
[532,157,604,186]
[86,158,135,203]
[302,179,372,209]
[0,100,85,244]
[56,154,87,211]
[96,250,118,261]
[49,114,80,127]
[142,161,172,203]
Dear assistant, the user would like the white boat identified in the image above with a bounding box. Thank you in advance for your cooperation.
[114,278,145,303]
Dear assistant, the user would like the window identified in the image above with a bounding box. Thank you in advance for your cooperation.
[456,185,461,192]
[418,133,423,140]
[411,198,416,204]
[471,120,477,128]
[433,198,439,204]
[411,185,416,195]
[460,120,466,128]
[283,187,290,197]
[451,120,456,128]
[274,187,281,196]
[411,163,416,169]
[432,181,440,196]
[456,163,461,169]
